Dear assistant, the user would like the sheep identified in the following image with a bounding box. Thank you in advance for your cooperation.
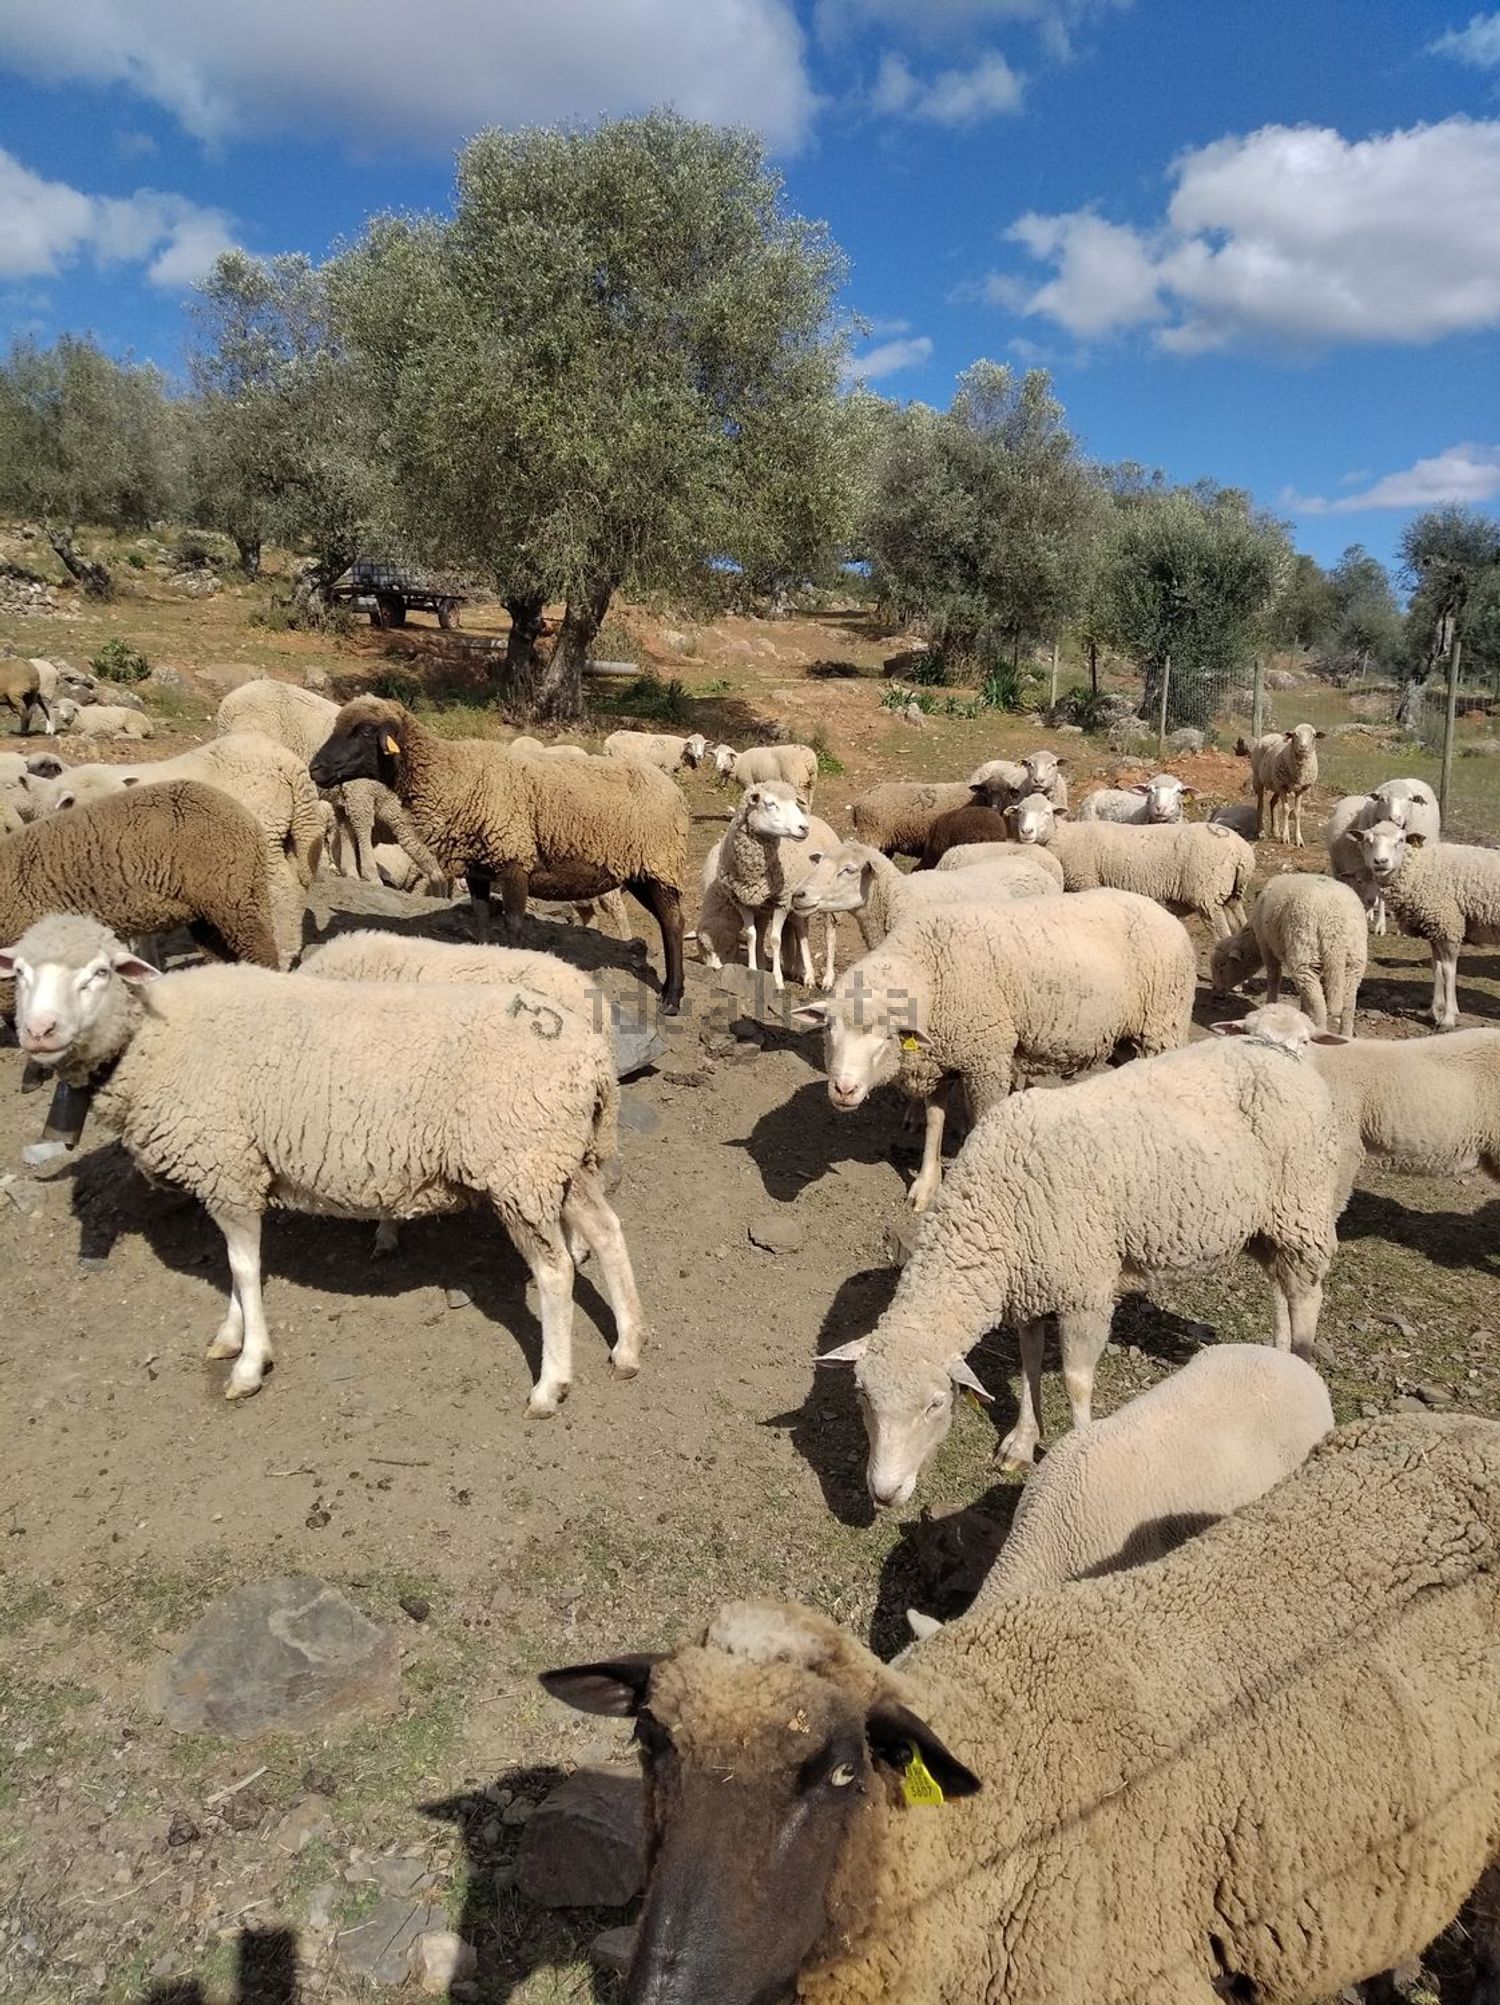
[602,729,708,772]
[0,750,63,827]
[1308,1021,1500,1178]
[1354,819,1500,1029]
[1008,796,1254,938]
[1327,783,1441,934]
[792,839,1062,954]
[541,1413,1500,2005]
[1015,747,1068,810]
[914,803,1013,869]
[693,871,833,991]
[216,678,445,892]
[791,889,1196,1215]
[69,704,153,741]
[719,742,819,799]
[0,659,54,736]
[850,768,1027,860]
[510,734,589,761]
[1209,871,1368,1036]
[931,842,1066,891]
[309,696,690,1011]
[28,657,98,708]
[820,1020,1352,1494]
[1239,723,1324,845]
[2,912,647,1415]
[1077,772,1195,824]
[1207,801,1261,840]
[0,782,279,981]
[699,781,840,990]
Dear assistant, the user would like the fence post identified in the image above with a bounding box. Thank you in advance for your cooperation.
[1251,655,1265,741]
[1440,634,1463,824]
[1156,652,1171,761]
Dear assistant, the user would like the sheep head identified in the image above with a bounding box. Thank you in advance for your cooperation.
[0,913,157,1081]
[310,695,409,790]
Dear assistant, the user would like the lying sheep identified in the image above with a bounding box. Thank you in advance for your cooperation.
[822,1017,1352,1495]
[542,1414,1500,2005]
[1208,800,1261,840]
[718,742,819,799]
[1009,795,1254,937]
[0,659,54,736]
[1327,782,1441,934]
[2,913,646,1415]
[1309,1020,1500,1178]
[1209,871,1367,1036]
[791,838,1061,953]
[792,889,1196,1214]
[70,704,152,741]
[1355,819,1500,1029]
[1240,723,1324,845]
[310,697,690,1012]
[1077,772,1195,824]
[602,729,707,773]
[699,781,839,990]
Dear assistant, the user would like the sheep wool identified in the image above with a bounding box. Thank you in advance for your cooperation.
[792,840,1061,954]
[849,781,985,860]
[1312,1026,1500,1179]
[1210,870,1367,1035]
[71,704,153,741]
[1241,723,1323,845]
[727,743,819,798]
[1015,808,1254,938]
[1356,821,1500,1028]
[0,659,53,736]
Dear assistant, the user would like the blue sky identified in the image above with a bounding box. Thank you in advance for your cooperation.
[1,0,1497,574]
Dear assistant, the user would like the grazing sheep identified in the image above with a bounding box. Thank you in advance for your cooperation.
[2,913,646,1415]
[541,1413,1500,2005]
[1209,871,1368,1036]
[216,678,445,891]
[848,768,1019,860]
[1008,798,1254,938]
[0,782,278,977]
[309,697,690,1011]
[602,729,707,772]
[1355,819,1500,1029]
[700,781,840,990]
[0,659,54,736]
[1240,723,1324,845]
[792,889,1196,1214]
[1207,801,1261,840]
[792,839,1061,953]
[1308,1021,1500,1179]
[1077,772,1195,824]
[719,742,819,799]
[70,704,153,742]
[821,1021,1352,1494]
[1327,783,1441,934]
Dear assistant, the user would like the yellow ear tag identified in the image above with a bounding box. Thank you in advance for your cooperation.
[382,733,400,756]
[901,1745,945,1808]
[961,1386,986,1413]
[900,1034,922,1052]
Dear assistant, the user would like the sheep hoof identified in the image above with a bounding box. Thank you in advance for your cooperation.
[224,1372,265,1402]
[205,1332,243,1361]
[610,1350,641,1380]
[372,1222,400,1258]
[994,1432,1037,1474]
[527,1384,569,1417]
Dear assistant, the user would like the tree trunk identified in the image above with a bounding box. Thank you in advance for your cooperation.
[533,577,614,724]
[290,544,355,625]
[47,526,111,599]
[235,536,262,581]
[498,592,546,706]
[1396,677,1426,734]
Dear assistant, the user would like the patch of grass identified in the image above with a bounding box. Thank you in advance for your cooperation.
[91,636,150,682]
[697,676,732,696]
[809,724,844,777]
[610,672,690,726]
[370,666,424,705]
[0,1582,51,1637]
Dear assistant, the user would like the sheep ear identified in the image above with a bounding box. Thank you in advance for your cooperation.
[539,1655,664,1718]
[25,754,62,778]
[1406,831,1427,849]
[818,1338,867,1365]
[1180,784,1198,797]
[1311,1030,1349,1045]
[947,1358,992,1401]
[1128,784,1151,796]
[866,1701,981,1800]
[1210,1020,1249,1037]
[112,950,162,985]
[790,1003,830,1032]
[0,947,18,979]
[896,1025,933,1052]
[1314,730,1326,740]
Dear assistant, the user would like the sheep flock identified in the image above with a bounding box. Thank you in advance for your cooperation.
[7,656,1500,2005]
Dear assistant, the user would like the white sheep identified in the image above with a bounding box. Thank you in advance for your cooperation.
[601,730,708,772]
[0,750,63,827]
[1327,782,1441,934]
[70,704,153,741]
[1007,796,1254,937]
[1310,1021,1500,1178]
[701,780,840,990]
[821,1020,1352,1498]
[790,837,1061,954]
[931,841,1066,890]
[1240,723,1324,845]
[2,913,646,1416]
[717,742,819,799]
[1077,772,1195,824]
[792,889,1197,1215]
[1209,871,1368,1036]
[1355,819,1500,1029]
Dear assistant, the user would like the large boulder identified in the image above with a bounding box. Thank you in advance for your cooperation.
[516,1766,646,1908]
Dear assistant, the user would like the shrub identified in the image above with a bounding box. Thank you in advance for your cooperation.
[125,551,146,571]
[176,532,217,570]
[614,672,690,725]
[371,668,423,705]
[91,638,150,683]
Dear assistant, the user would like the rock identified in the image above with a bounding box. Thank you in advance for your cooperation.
[165,1810,200,1848]
[1472,1329,1496,1345]
[197,663,257,693]
[500,1798,535,1827]
[415,1930,476,1993]
[1167,727,1205,754]
[1358,1401,1382,1419]
[902,700,927,726]
[515,1767,646,1908]
[1394,1395,1427,1414]
[1416,1382,1455,1408]
[1107,717,1148,753]
[444,1287,472,1311]
[307,1883,339,1933]
[220,1785,267,1832]
[154,1576,400,1737]
[1264,668,1302,691]
[618,1100,661,1137]
[337,1896,446,1986]
[272,1797,333,1854]
[1057,722,1084,735]
[748,1212,806,1256]
[591,1926,638,1977]
[149,667,184,692]
[302,664,332,693]
[399,1595,431,1625]
[1387,1314,1417,1339]
[882,1212,921,1267]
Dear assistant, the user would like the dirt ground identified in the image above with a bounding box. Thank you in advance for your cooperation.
[3,554,1500,2004]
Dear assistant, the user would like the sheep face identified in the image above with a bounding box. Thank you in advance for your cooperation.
[819,1341,992,1507]
[682,733,708,767]
[0,921,157,1067]
[789,845,875,916]
[310,697,405,789]
[1287,723,1324,756]
[1023,749,1063,787]
[790,990,929,1110]
[1005,794,1055,844]
[742,782,809,842]
[1142,774,1192,821]
[711,743,738,780]
[1208,928,1261,997]
[1212,1005,1346,1055]
[1354,819,1416,886]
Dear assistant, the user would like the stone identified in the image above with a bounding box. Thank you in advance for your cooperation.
[1057,722,1084,735]
[1167,727,1205,754]
[882,1212,921,1267]
[591,1927,638,1977]
[500,1798,535,1826]
[197,663,258,693]
[444,1288,472,1311]
[165,1810,200,1848]
[748,1212,806,1256]
[415,1929,476,1994]
[399,1595,431,1625]
[302,664,332,693]
[515,1767,646,1909]
[1394,1395,1426,1414]
[618,1100,661,1137]
[272,1797,333,1854]
[337,1896,445,1986]
[307,1883,339,1933]
[1387,1314,1417,1339]
[154,1576,400,1738]
[1416,1382,1455,1408]
[1358,1401,1382,1419]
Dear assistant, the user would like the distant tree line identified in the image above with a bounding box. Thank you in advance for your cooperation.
[0,109,1496,725]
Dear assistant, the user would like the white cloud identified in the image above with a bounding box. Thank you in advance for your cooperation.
[870,47,1021,123]
[0,0,817,154]
[841,334,934,384]
[1430,12,1500,69]
[818,0,1127,59]
[0,148,235,288]
[1292,445,1500,515]
[993,118,1500,353]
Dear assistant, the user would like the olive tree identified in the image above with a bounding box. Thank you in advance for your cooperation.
[332,112,848,718]
[1326,544,1401,678]
[0,336,176,595]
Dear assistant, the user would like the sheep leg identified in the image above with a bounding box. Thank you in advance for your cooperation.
[466,865,494,941]
[497,863,530,941]
[764,906,790,991]
[505,1212,576,1416]
[908,1095,948,1214]
[1274,1270,1324,1360]
[738,903,759,973]
[207,1208,274,1400]
[819,914,837,992]
[373,1220,400,1258]
[1263,950,1283,1005]
[627,877,686,1015]
[562,1170,646,1379]
[1287,965,1327,1030]
[1466,1859,1500,2005]
[793,914,816,989]
[342,787,380,883]
[995,1318,1048,1470]
[1057,1305,1112,1433]
[1433,943,1460,1030]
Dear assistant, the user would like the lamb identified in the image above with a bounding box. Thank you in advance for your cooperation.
[849,767,1029,860]
[693,872,833,991]
[216,678,445,891]
[0,659,54,736]
[1077,772,1195,823]
[1208,800,1261,840]
[1354,819,1500,1029]
[1307,1020,1500,1178]
[309,696,690,1011]
[821,1020,1352,1494]
[1327,782,1441,934]
[1014,747,1068,810]
[602,729,708,773]
[541,1413,1500,2005]
[718,742,819,799]
[791,839,1062,953]
[70,704,152,742]
[1240,722,1324,845]
[1209,870,1368,1036]
[1,913,647,1416]
[791,889,1196,1214]
[915,803,1011,868]
[699,781,840,990]
[1007,796,1254,937]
